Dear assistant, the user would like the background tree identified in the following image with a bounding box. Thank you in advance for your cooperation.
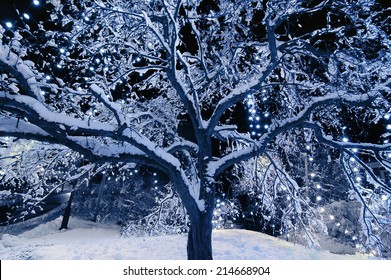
[0,0,390,259]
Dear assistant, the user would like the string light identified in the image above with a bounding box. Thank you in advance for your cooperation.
[33,0,40,6]
[5,22,13,28]
[23,13,30,20]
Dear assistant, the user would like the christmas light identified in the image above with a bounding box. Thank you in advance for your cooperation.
[342,137,349,142]
[385,114,390,120]
[316,196,322,201]
[33,0,40,6]
[5,22,12,28]
[23,13,30,20]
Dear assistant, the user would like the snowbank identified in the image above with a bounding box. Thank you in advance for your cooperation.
[0,217,372,260]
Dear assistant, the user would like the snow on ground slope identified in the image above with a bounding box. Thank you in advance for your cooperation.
[0,217,372,260]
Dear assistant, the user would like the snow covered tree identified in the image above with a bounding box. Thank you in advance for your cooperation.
[0,0,390,259]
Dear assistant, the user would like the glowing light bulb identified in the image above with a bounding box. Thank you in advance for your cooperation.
[23,13,30,20]
[316,196,322,201]
[342,137,349,142]
[33,0,40,6]
[5,22,12,28]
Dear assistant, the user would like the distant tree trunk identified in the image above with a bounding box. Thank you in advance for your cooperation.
[59,191,74,230]
[93,172,106,222]
[187,209,214,260]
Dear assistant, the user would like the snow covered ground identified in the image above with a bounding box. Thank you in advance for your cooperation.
[0,217,373,260]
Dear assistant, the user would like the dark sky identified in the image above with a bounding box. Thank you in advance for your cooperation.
[0,0,47,29]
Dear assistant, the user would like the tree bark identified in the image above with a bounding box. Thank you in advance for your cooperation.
[187,210,213,260]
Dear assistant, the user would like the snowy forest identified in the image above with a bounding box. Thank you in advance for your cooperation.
[0,0,390,260]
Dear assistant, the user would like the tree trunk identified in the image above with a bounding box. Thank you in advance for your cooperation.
[93,172,106,222]
[187,210,213,260]
[59,191,74,230]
